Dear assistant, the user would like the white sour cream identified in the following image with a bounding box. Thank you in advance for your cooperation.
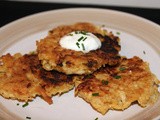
[59,31,101,53]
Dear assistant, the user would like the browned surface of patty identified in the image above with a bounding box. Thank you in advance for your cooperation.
[0,53,74,104]
[75,56,160,115]
[37,22,121,75]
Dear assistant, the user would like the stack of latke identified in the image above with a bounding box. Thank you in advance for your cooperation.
[0,22,159,115]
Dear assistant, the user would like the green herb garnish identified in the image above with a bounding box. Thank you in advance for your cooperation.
[81,43,85,50]
[17,103,19,106]
[92,93,99,96]
[26,116,31,119]
[101,24,105,27]
[119,67,126,71]
[80,31,88,35]
[29,51,36,55]
[75,31,78,34]
[143,51,146,54]
[116,32,121,35]
[22,102,29,108]
[76,42,80,48]
[68,33,73,36]
[85,74,92,79]
[78,36,84,42]
[95,117,98,120]
[114,75,121,79]
[102,80,109,85]
[83,37,87,41]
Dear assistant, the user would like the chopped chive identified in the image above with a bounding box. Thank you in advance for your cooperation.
[78,36,84,42]
[29,51,36,55]
[22,102,29,108]
[17,103,19,106]
[38,66,44,70]
[119,67,126,71]
[68,33,73,36]
[95,117,98,120]
[101,24,105,27]
[26,116,31,119]
[85,74,92,79]
[83,37,87,41]
[80,31,87,35]
[81,43,85,50]
[143,51,146,54]
[92,93,99,96]
[116,32,121,35]
[76,42,80,48]
[75,31,78,34]
[102,80,109,85]
[114,75,121,79]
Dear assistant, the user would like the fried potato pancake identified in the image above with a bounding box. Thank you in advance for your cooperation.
[75,56,160,115]
[0,53,74,104]
[37,22,121,75]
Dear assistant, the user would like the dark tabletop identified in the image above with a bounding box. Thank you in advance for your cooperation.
[0,1,160,27]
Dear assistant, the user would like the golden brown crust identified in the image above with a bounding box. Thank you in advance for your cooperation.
[75,56,160,115]
[0,53,74,104]
[37,22,121,75]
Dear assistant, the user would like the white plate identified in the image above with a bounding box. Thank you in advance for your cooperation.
[0,8,160,120]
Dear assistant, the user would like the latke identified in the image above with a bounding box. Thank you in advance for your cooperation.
[0,53,74,104]
[37,22,121,75]
[75,56,160,115]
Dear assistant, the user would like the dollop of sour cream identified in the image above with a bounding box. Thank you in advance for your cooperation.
[59,31,101,53]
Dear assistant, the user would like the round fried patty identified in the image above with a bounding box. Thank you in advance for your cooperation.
[75,56,160,114]
[0,53,74,104]
[37,22,121,75]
